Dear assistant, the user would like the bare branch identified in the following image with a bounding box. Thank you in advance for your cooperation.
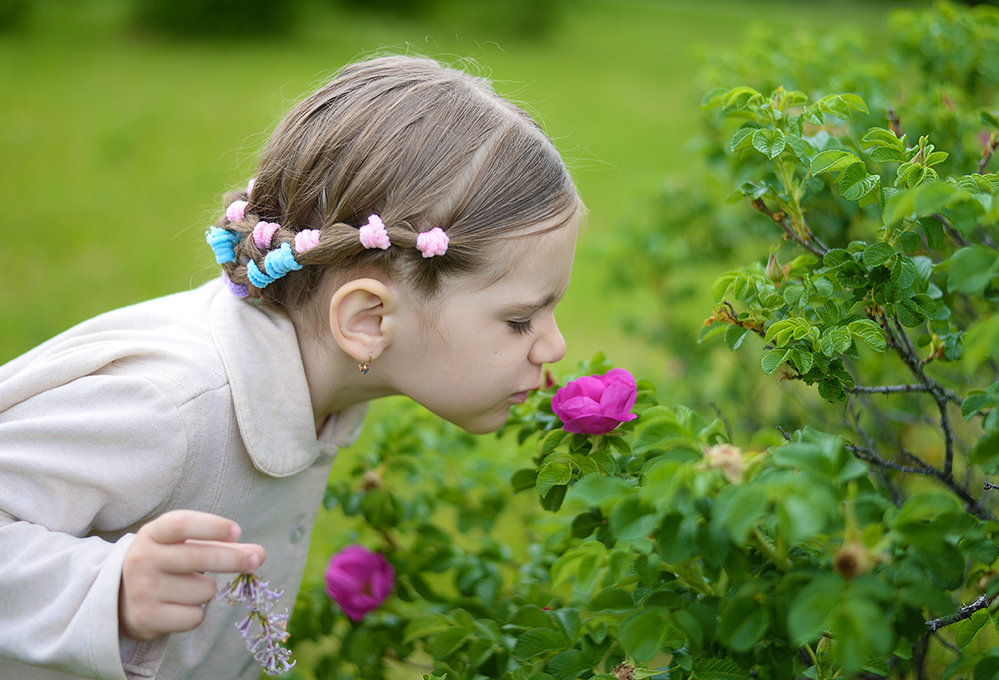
[926,594,997,632]
[898,448,994,521]
[849,384,934,395]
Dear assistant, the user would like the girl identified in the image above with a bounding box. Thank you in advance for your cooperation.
[0,55,582,679]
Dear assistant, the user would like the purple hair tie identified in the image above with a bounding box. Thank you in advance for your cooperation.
[221,272,249,298]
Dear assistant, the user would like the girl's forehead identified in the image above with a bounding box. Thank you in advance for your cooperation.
[464,219,579,295]
[476,216,581,285]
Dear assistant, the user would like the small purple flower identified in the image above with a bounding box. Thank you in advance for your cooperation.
[325,545,395,621]
[217,573,295,676]
[551,368,639,435]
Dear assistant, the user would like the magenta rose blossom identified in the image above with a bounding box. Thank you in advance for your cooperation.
[325,545,395,621]
[551,368,639,435]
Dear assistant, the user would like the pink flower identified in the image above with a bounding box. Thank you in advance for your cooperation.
[551,368,638,435]
[325,545,394,621]
[359,214,391,250]
[416,227,449,258]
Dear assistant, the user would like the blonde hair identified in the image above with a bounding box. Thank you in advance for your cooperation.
[216,55,581,310]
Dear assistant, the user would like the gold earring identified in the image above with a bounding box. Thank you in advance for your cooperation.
[359,353,372,375]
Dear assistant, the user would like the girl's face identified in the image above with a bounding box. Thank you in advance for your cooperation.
[384,218,578,433]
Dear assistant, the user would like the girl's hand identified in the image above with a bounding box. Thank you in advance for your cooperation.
[118,509,266,642]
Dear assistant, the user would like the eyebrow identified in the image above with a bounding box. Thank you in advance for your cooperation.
[501,292,561,317]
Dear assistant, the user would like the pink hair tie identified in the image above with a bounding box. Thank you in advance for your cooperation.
[252,221,281,250]
[359,214,391,250]
[416,227,449,258]
[294,229,322,253]
[226,200,248,223]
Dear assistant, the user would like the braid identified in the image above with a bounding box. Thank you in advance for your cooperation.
[203,55,580,311]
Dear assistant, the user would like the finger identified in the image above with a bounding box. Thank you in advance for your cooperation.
[144,510,241,545]
[135,572,219,607]
[156,541,264,575]
[137,602,208,638]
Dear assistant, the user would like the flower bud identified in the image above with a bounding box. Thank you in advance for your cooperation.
[833,540,875,579]
[702,443,746,484]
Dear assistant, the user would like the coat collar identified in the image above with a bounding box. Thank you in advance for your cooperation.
[208,282,366,477]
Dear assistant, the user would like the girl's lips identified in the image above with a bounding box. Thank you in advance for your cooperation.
[510,390,531,403]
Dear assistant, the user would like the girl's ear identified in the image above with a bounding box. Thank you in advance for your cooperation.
[327,278,396,363]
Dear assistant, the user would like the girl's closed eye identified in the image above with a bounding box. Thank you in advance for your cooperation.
[507,318,534,335]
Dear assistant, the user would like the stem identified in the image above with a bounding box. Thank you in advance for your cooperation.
[979,132,998,174]
[751,198,828,257]
[931,213,968,248]
[888,108,903,138]
[753,526,790,570]
[926,594,997,632]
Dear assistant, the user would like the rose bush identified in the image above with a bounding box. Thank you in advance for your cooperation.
[550,368,638,434]
[324,545,395,621]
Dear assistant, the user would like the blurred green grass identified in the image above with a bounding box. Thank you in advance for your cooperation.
[0,0,920,378]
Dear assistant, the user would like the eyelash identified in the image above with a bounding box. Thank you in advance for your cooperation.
[507,319,534,335]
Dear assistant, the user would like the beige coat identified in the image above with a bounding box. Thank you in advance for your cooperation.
[0,280,366,679]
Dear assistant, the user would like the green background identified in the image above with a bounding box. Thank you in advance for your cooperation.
[0,0,921,382]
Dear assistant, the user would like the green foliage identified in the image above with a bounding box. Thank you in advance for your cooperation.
[290,350,999,679]
[286,4,999,680]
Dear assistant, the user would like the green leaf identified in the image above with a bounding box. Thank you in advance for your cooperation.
[810,150,860,175]
[969,430,999,473]
[404,613,455,642]
[724,324,750,350]
[609,495,661,541]
[862,242,895,269]
[838,162,880,201]
[975,656,999,680]
[512,628,571,660]
[537,458,573,497]
[752,128,786,159]
[618,608,670,663]
[714,484,768,542]
[962,389,997,421]
[788,574,844,644]
[511,467,538,492]
[848,319,887,352]
[692,658,748,680]
[718,594,770,652]
[761,348,789,375]
[729,126,758,152]
[956,610,992,651]
[913,181,960,216]
[949,246,999,294]
[567,475,634,509]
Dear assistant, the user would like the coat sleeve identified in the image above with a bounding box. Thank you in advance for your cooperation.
[0,372,189,679]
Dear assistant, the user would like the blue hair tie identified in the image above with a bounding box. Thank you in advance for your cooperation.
[246,260,275,288]
[246,242,302,289]
[264,242,303,278]
[206,226,242,264]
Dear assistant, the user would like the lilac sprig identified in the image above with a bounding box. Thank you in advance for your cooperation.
[217,573,296,676]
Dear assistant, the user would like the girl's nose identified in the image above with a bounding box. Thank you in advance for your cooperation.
[529,315,566,366]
